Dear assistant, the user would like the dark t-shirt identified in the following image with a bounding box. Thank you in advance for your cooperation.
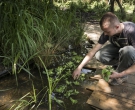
[98,22,135,48]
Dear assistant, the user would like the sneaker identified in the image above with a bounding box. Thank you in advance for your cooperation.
[109,76,128,86]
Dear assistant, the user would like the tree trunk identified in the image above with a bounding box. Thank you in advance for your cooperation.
[109,0,115,13]
[115,0,124,13]
[133,5,135,14]
[116,0,126,18]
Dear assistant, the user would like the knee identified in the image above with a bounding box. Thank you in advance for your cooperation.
[119,46,135,55]
[95,50,106,63]
[95,51,102,61]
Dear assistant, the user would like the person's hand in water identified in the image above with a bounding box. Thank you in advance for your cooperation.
[72,68,81,80]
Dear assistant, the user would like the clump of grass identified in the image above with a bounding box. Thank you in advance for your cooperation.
[0,0,83,73]
[9,81,47,110]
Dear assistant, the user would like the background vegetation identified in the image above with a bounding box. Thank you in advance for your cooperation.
[0,0,135,109]
[1,0,135,73]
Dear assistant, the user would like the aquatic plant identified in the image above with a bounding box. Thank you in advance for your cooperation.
[9,81,47,110]
[102,66,113,82]
[38,51,84,109]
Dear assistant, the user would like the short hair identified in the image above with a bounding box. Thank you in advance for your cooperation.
[100,12,120,28]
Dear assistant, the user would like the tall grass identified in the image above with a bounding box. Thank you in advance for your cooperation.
[0,0,83,73]
[9,81,47,110]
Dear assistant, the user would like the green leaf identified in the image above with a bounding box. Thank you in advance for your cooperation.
[54,85,67,93]
[102,66,113,82]
[53,97,64,106]
[73,81,80,85]
[70,97,78,104]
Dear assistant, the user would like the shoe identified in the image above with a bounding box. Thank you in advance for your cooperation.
[109,76,128,86]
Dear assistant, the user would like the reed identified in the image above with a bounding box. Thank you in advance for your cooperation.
[0,0,83,71]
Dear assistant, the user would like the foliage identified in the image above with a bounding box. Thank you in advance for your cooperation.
[9,81,47,110]
[64,89,79,98]
[37,51,84,109]
[123,0,135,5]
[0,0,83,74]
[55,0,110,21]
[2,0,135,109]
[1,0,134,77]
[7,51,85,109]
[54,85,67,93]
[70,97,78,105]
[102,66,113,82]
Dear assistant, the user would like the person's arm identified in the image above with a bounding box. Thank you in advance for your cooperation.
[110,64,135,78]
[72,43,103,79]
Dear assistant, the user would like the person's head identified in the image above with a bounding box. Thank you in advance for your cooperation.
[100,12,121,36]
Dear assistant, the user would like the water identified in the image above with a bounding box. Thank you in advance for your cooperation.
[0,67,97,110]
[0,43,97,110]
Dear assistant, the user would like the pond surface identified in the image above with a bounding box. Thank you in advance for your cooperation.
[0,43,98,110]
[0,66,98,110]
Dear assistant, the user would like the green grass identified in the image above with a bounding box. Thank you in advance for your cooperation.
[0,0,83,71]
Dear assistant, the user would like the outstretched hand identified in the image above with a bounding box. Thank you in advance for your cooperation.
[72,68,81,80]
[110,71,122,79]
